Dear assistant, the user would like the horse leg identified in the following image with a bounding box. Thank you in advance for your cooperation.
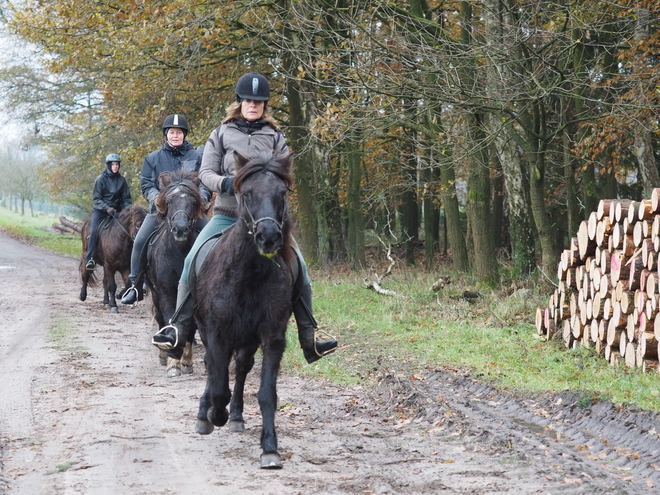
[195,348,214,434]
[196,340,232,434]
[102,272,111,310]
[258,335,287,469]
[80,270,89,301]
[166,356,181,377]
[158,349,168,366]
[118,269,131,299]
[228,345,258,432]
[180,341,194,374]
[107,270,119,313]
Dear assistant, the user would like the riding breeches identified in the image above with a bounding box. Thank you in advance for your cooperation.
[86,209,111,262]
[179,214,311,288]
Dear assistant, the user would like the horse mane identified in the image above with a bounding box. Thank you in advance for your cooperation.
[233,152,293,193]
[154,169,203,220]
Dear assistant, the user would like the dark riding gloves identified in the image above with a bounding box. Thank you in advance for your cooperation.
[106,207,116,216]
[221,177,235,196]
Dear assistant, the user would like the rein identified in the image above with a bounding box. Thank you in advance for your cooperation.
[111,213,135,240]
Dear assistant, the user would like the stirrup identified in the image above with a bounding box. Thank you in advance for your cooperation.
[314,328,338,357]
[85,259,96,271]
[121,284,139,305]
[152,324,179,350]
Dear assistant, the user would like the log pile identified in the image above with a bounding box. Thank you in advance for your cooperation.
[536,191,660,372]
[50,216,83,235]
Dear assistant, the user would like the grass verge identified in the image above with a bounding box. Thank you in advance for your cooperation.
[283,268,660,412]
[0,206,80,257]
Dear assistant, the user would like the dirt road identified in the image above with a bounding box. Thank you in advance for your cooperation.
[1,231,659,494]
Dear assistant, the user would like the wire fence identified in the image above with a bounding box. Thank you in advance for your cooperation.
[1,196,82,219]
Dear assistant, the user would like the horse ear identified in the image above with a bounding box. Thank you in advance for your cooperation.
[233,150,248,169]
[158,171,173,189]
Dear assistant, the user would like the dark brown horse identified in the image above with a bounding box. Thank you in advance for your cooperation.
[79,204,146,313]
[193,151,295,469]
[145,169,203,377]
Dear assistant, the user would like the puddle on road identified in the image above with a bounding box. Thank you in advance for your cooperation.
[511,418,565,441]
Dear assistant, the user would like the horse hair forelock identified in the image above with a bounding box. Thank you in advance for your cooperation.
[233,153,293,192]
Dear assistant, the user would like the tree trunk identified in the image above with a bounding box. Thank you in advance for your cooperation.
[346,135,365,268]
[466,112,498,285]
[401,136,418,266]
[285,64,320,266]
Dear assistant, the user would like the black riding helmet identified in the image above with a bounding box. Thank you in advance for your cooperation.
[235,73,270,102]
[162,114,189,137]
[105,153,121,171]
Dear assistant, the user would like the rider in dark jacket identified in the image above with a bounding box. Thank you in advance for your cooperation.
[85,153,132,271]
[120,114,211,304]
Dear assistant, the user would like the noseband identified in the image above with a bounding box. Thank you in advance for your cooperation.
[240,194,287,236]
[168,208,194,232]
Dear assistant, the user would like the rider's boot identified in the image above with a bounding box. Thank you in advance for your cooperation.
[152,280,194,360]
[85,258,96,271]
[120,275,144,304]
[294,283,337,364]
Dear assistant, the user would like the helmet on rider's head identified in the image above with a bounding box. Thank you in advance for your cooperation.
[162,114,189,137]
[235,73,270,102]
[105,153,121,169]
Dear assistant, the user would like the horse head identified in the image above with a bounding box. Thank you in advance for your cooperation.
[156,170,203,243]
[233,151,293,258]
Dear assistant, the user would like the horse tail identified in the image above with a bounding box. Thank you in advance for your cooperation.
[79,255,98,301]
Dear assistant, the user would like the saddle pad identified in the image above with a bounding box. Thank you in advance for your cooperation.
[188,232,224,290]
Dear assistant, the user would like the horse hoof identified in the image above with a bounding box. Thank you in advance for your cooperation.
[167,366,181,378]
[110,307,119,314]
[181,365,193,375]
[207,406,228,427]
[260,453,282,469]
[196,419,214,435]
[228,420,245,433]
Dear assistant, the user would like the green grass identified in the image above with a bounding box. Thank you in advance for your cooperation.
[0,206,80,257]
[283,268,660,413]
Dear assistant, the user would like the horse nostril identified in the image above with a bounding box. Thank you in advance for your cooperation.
[256,231,282,254]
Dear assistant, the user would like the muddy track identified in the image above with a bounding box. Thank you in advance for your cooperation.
[1,230,659,494]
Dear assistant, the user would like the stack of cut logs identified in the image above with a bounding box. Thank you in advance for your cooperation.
[536,190,660,372]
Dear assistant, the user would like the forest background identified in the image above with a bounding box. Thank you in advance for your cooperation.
[0,0,659,287]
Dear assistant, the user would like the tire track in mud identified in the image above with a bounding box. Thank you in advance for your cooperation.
[372,368,660,493]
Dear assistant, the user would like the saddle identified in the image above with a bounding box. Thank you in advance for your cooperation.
[187,226,302,301]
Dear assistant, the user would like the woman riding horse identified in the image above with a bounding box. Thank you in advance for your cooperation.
[152,72,338,364]
[85,153,132,272]
[121,114,211,304]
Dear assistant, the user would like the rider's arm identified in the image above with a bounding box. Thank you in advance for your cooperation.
[92,176,109,211]
[140,154,159,203]
[199,127,227,193]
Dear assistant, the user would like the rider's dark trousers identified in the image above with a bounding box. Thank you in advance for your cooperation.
[127,213,209,282]
[86,209,111,263]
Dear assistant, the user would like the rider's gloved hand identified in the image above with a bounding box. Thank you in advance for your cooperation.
[221,177,235,196]
[106,207,116,216]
